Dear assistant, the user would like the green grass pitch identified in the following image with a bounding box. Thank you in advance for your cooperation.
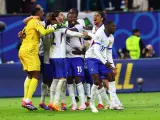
[0,92,160,120]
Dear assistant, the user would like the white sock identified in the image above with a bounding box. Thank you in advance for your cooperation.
[77,82,85,106]
[50,79,58,103]
[96,90,103,105]
[61,81,66,104]
[73,82,78,97]
[40,82,48,103]
[67,84,77,106]
[84,83,91,98]
[108,81,117,105]
[25,98,31,103]
[98,87,110,105]
[90,84,98,105]
[54,79,65,105]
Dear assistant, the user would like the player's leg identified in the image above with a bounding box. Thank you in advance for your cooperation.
[96,64,111,108]
[61,82,67,110]
[22,73,32,108]
[52,58,66,111]
[104,72,123,110]
[67,76,78,110]
[86,58,100,113]
[73,81,79,102]
[66,58,78,110]
[18,50,31,107]
[49,59,58,108]
[39,63,52,110]
[73,57,86,110]
[83,68,91,107]
[24,54,41,110]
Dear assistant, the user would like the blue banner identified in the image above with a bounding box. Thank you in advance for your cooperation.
[0,12,160,62]
[0,59,160,97]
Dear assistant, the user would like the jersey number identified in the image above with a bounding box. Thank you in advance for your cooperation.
[77,66,82,73]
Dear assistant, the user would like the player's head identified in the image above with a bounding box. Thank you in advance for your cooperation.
[94,11,105,25]
[31,7,44,21]
[69,8,79,17]
[67,12,77,26]
[52,10,65,23]
[105,21,116,34]
[132,29,140,37]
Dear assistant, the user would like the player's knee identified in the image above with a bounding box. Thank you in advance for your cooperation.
[31,71,40,80]
[75,76,82,84]
[67,77,74,84]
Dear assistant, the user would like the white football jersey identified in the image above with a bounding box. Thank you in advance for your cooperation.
[49,28,67,58]
[66,24,84,58]
[85,29,114,65]
[92,24,105,34]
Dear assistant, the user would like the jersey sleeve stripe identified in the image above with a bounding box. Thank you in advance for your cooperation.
[94,42,101,45]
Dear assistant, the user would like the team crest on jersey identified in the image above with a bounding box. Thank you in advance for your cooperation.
[108,41,112,47]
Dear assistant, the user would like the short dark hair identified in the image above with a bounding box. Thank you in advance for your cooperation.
[31,8,41,15]
[67,12,77,17]
[51,10,61,20]
[132,29,140,34]
[70,8,78,16]
[104,20,114,27]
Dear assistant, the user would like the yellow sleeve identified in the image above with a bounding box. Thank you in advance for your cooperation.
[34,20,54,36]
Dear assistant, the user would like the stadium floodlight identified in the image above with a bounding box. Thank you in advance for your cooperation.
[0,21,6,63]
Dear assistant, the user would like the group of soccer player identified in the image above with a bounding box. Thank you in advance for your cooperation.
[18,4,123,113]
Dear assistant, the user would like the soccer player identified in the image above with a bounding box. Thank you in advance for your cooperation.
[85,21,119,113]
[91,12,107,109]
[49,10,86,111]
[39,13,55,110]
[66,12,86,111]
[19,7,56,110]
[23,11,54,110]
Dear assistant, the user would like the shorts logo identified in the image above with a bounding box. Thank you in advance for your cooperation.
[91,68,94,71]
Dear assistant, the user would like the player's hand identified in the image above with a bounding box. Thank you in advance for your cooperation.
[105,62,114,70]
[112,68,117,76]
[32,16,40,19]
[82,32,88,37]
[72,47,82,55]
[18,31,22,38]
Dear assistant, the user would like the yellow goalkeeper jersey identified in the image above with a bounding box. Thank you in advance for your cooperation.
[20,18,53,54]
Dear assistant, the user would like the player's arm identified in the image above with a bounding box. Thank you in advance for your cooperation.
[23,16,40,24]
[60,27,85,38]
[36,23,55,36]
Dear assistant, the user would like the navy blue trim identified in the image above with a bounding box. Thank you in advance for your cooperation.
[65,28,70,34]
[107,48,112,50]
[94,42,101,45]
[53,43,56,45]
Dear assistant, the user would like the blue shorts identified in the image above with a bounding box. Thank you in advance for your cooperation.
[86,58,112,76]
[50,58,67,79]
[39,56,44,72]
[66,57,84,77]
[43,63,54,80]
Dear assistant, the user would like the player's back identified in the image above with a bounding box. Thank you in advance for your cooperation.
[20,19,42,53]
[50,28,67,58]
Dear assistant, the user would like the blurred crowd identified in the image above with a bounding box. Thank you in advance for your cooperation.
[0,0,160,15]
[117,29,157,60]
